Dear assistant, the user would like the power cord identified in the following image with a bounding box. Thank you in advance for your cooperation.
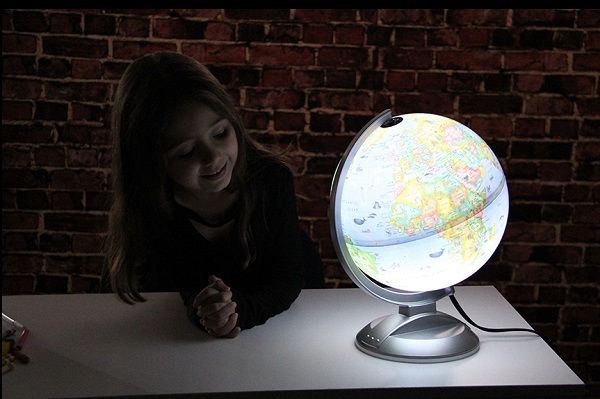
[449,294,555,351]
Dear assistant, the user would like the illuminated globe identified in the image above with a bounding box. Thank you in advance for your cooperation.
[331,111,509,294]
[329,110,510,362]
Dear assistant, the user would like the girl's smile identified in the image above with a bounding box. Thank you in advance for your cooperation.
[202,164,227,181]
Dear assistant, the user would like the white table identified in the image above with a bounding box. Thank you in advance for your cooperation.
[2,286,584,398]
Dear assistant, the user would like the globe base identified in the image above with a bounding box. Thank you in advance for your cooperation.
[355,309,479,363]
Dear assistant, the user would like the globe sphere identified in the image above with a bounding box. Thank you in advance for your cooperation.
[333,112,509,292]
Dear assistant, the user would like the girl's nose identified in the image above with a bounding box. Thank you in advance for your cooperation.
[196,144,218,166]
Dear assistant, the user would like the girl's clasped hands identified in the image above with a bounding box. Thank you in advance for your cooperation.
[193,275,241,338]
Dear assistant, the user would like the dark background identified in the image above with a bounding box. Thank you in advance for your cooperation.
[2,9,599,397]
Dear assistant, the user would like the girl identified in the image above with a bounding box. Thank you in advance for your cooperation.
[103,51,323,338]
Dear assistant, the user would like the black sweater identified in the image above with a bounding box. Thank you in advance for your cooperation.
[131,163,320,331]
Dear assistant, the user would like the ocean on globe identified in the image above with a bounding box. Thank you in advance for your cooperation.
[339,113,509,292]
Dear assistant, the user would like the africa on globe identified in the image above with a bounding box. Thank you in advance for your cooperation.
[337,112,509,292]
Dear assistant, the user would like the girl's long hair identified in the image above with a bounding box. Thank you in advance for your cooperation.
[107,51,283,304]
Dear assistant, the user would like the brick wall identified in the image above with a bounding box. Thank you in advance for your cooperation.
[2,9,599,396]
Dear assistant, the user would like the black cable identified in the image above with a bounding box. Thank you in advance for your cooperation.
[449,294,556,350]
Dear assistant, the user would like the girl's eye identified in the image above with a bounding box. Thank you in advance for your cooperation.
[180,148,194,158]
[215,128,229,139]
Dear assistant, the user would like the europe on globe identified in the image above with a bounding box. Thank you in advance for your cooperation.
[338,113,509,292]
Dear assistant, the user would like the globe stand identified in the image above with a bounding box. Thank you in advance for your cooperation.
[355,301,479,363]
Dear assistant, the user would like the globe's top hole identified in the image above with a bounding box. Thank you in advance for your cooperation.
[381,116,403,128]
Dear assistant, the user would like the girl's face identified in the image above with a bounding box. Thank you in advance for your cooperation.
[164,103,238,197]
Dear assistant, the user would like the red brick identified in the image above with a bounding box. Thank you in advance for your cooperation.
[470,117,513,139]
[118,17,150,37]
[248,45,314,66]
[13,10,48,32]
[49,170,106,190]
[303,24,333,44]
[85,14,116,35]
[2,100,33,120]
[34,146,66,167]
[382,48,433,69]
[458,28,489,47]
[417,72,448,91]
[503,222,557,243]
[504,284,536,303]
[429,28,458,46]
[572,205,600,224]
[48,12,82,34]
[514,118,546,137]
[3,232,38,251]
[245,89,305,109]
[539,161,572,181]
[309,91,371,111]
[515,74,545,92]
[448,9,508,26]
[577,97,600,116]
[43,36,109,58]
[274,111,305,131]
[524,95,574,116]
[242,110,270,130]
[152,18,206,40]
[380,9,444,25]
[66,148,99,167]
[183,43,245,64]
[2,33,37,53]
[293,70,323,88]
[44,213,108,233]
[112,40,177,60]
[72,59,102,79]
[2,254,44,273]
[505,52,568,72]
[437,50,502,70]
[1,275,35,294]
[61,126,112,146]
[263,69,293,87]
[587,31,600,51]
[325,69,355,89]
[561,225,600,243]
[513,9,575,26]
[575,141,600,161]
[335,25,363,45]
[2,147,31,167]
[387,71,415,91]
[72,234,105,253]
[395,93,454,115]
[294,9,356,23]
[3,78,43,99]
[562,306,600,324]
[268,24,302,43]
[51,191,84,210]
